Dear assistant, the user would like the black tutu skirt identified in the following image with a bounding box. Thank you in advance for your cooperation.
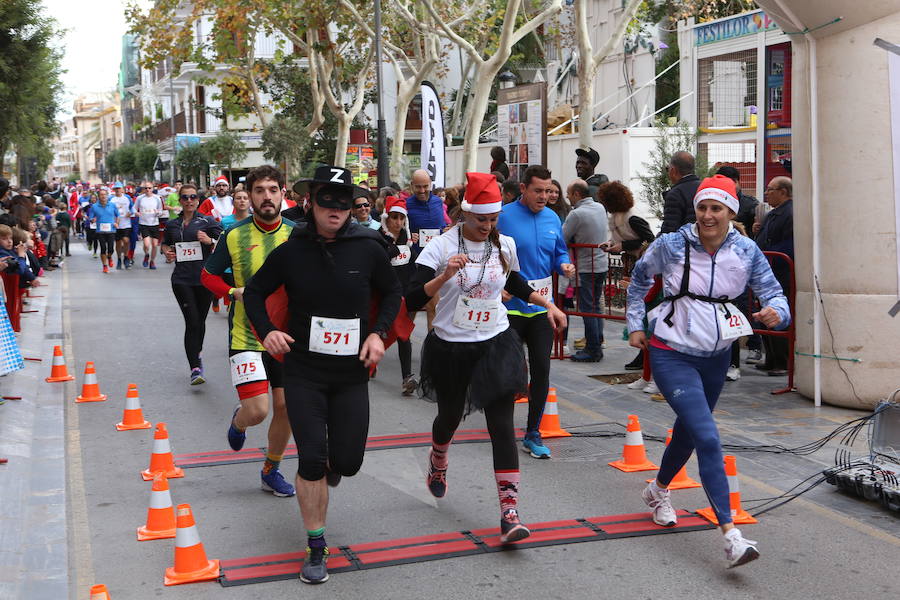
[418,327,527,416]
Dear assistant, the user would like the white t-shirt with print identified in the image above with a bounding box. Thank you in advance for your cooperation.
[111,195,132,229]
[415,225,519,343]
[136,194,164,226]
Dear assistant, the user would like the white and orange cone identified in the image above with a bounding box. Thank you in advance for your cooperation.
[609,414,658,472]
[538,388,571,438]
[116,384,151,431]
[137,473,177,541]
[89,584,112,599]
[164,504,219,585]
[75,362,107,403]
[141,423,184,481]
[45,345,74,382]
[696,455,758,525]
[647,428,701,489]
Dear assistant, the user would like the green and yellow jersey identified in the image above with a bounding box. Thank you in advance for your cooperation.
[203,216,295,351]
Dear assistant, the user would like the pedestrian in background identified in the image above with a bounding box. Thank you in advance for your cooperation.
[659,151,701,234]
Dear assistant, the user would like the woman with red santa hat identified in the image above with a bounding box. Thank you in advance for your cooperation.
[406,172,567,543]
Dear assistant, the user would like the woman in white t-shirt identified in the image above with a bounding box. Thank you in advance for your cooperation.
[406,172,566,544]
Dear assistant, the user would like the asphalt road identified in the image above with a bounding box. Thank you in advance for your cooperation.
[54,240,900,600]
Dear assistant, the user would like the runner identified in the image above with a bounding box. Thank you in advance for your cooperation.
[90,189,118,274]
[83,191,98,257]
[378,195,419,395]
[199,175,234,222]
[162,183,222,384]
[220,187,251,231]
[407,172,567,548]
[134,181,165,269]
[497,165,575,459]
[110,182,133,269]
[163,184,182,263]
[626,175,790,567]
[201,164,296,499]
[407,169,451,330]
[243,165,401,585]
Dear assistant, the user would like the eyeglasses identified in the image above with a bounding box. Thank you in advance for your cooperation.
[180,194,199,200]
[354,202,370,209]
[140,186,151,190]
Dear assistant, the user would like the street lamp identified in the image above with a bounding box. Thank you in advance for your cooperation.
[374,0,389,189]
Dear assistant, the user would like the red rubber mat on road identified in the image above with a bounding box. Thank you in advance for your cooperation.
[218,510,712,586]
[174,428,526,469]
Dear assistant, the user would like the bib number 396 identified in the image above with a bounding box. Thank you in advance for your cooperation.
[309,316,361,356]
[716,303,753,341]
[230,351,267,387]
[452,297,500,331]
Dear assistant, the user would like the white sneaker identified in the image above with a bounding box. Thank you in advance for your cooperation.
[726,367,741,381]
[562,345,570,355]
[627,378,649,390]
[642,380,659,394]
[724,528,759,568]
[641,482,677,527]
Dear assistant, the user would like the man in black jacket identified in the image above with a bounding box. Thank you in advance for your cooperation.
[754,176,793,375]
[716,165,758,234]
[575,147,608,201]
[659,151,701,234]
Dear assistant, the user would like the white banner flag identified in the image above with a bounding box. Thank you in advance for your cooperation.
[420,81,445,188]
[876,39,900,312]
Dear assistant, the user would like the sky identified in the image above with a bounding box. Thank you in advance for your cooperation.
[41,0,151,117]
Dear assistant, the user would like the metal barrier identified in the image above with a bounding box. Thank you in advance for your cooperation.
[550,244,797,395]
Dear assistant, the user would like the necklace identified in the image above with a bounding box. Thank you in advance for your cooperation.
[456,224,492,294]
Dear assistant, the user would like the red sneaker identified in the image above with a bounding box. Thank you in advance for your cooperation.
[102,265,109,273]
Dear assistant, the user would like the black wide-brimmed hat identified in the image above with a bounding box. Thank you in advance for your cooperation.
[292,165,368,200]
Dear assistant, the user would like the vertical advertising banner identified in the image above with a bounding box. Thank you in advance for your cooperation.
[875,38,900,314]
[497,82,548,181]
[420,81,445,187]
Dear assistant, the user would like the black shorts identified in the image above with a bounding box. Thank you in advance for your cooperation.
[139,224,160,239]
[229,349,284,396]
[116,228,131,241]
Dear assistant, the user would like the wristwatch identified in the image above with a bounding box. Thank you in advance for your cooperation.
[373,329,390,340]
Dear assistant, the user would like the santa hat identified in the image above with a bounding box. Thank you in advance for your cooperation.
[214,175,229,186]
[693,174,739,214]
[460,172,502,214]
[385,196,407,215]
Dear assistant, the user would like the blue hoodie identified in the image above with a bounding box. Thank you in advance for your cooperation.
[497,198,569,316]
[406,193,447,255]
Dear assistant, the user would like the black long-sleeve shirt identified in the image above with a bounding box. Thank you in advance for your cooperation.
[243,223,402,384]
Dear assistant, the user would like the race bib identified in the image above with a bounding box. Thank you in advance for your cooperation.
[175,241,203,262]
[452,296,501,331]
[99,223,112,233]
[419,229,440,247]
[527,276,553,306]
[716,303,753,341]
[230,351,267,387]
[391,244,411,266]
[309,316,360,356]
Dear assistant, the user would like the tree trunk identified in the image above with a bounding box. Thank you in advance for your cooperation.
[333,115,351,168]
[0,139,7,176]
[461,69,495,176]
[577,59,596,149]
[390,78,417,182]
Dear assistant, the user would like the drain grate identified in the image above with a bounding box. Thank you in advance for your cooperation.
[548,436,621,463]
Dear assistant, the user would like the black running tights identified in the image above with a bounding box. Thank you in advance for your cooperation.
[508,314,553,432]
[171,283,212,369]
[432,390,518,472]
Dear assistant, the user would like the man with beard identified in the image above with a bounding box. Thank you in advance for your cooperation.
[201,165,296,498]
[199,175,234,222]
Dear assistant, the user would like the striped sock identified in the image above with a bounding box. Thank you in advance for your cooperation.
[262,453,283,475]
[430,440,451,470]
[495,470,520,514]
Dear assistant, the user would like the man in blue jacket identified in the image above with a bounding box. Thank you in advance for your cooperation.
[407,169,449,330]
[498,165,575,459]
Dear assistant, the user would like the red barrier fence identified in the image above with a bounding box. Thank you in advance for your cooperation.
[1,273,22,332]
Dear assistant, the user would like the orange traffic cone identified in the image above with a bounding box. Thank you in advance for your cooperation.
[141,423,184,481]
[164,504,219,586]
[696,455,758,525]
[89,584,111,599]
[609,414,658,472]
[647,428,701,489]
[45,345,74,382]
[75,362,107,403]
[116,384,151,431]
[538,388,571,438]
[138,473,176,540]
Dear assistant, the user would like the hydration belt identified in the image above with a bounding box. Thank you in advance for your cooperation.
[662,234,737,327]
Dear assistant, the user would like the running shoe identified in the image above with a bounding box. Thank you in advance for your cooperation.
[641,481,677,527]
[211,302,220,313]
[726,367,741,381]
[426,455,447,498]
[190,367,205,385]
[149,261,156,270]
[116,258,122,270]
[124,258,132,269]
[627,377,649,390]
[108,258,114,268]
[570,350,603,362]
[724,528,759,568]
[299,545,329,584]
[401,374,418,397]
[522,430,551,459]
[499,508,531,544]
[643,380,660,394]
[260,468,296,497]
[625,351,644,370]
[142,256,149,268]
[227,404,246,451]
[92,252,97,258]
[102,265,109,273]
[745,349,762,364]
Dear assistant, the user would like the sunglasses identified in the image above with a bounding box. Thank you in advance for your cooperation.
[180,194,199,200]
[354,202,370,209]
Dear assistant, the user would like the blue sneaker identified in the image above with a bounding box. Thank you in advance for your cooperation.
[190,367,205,385]
[523,430,551,459]
[227,405,246,451]
[300,545,329,584]
[261,468,296,497]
